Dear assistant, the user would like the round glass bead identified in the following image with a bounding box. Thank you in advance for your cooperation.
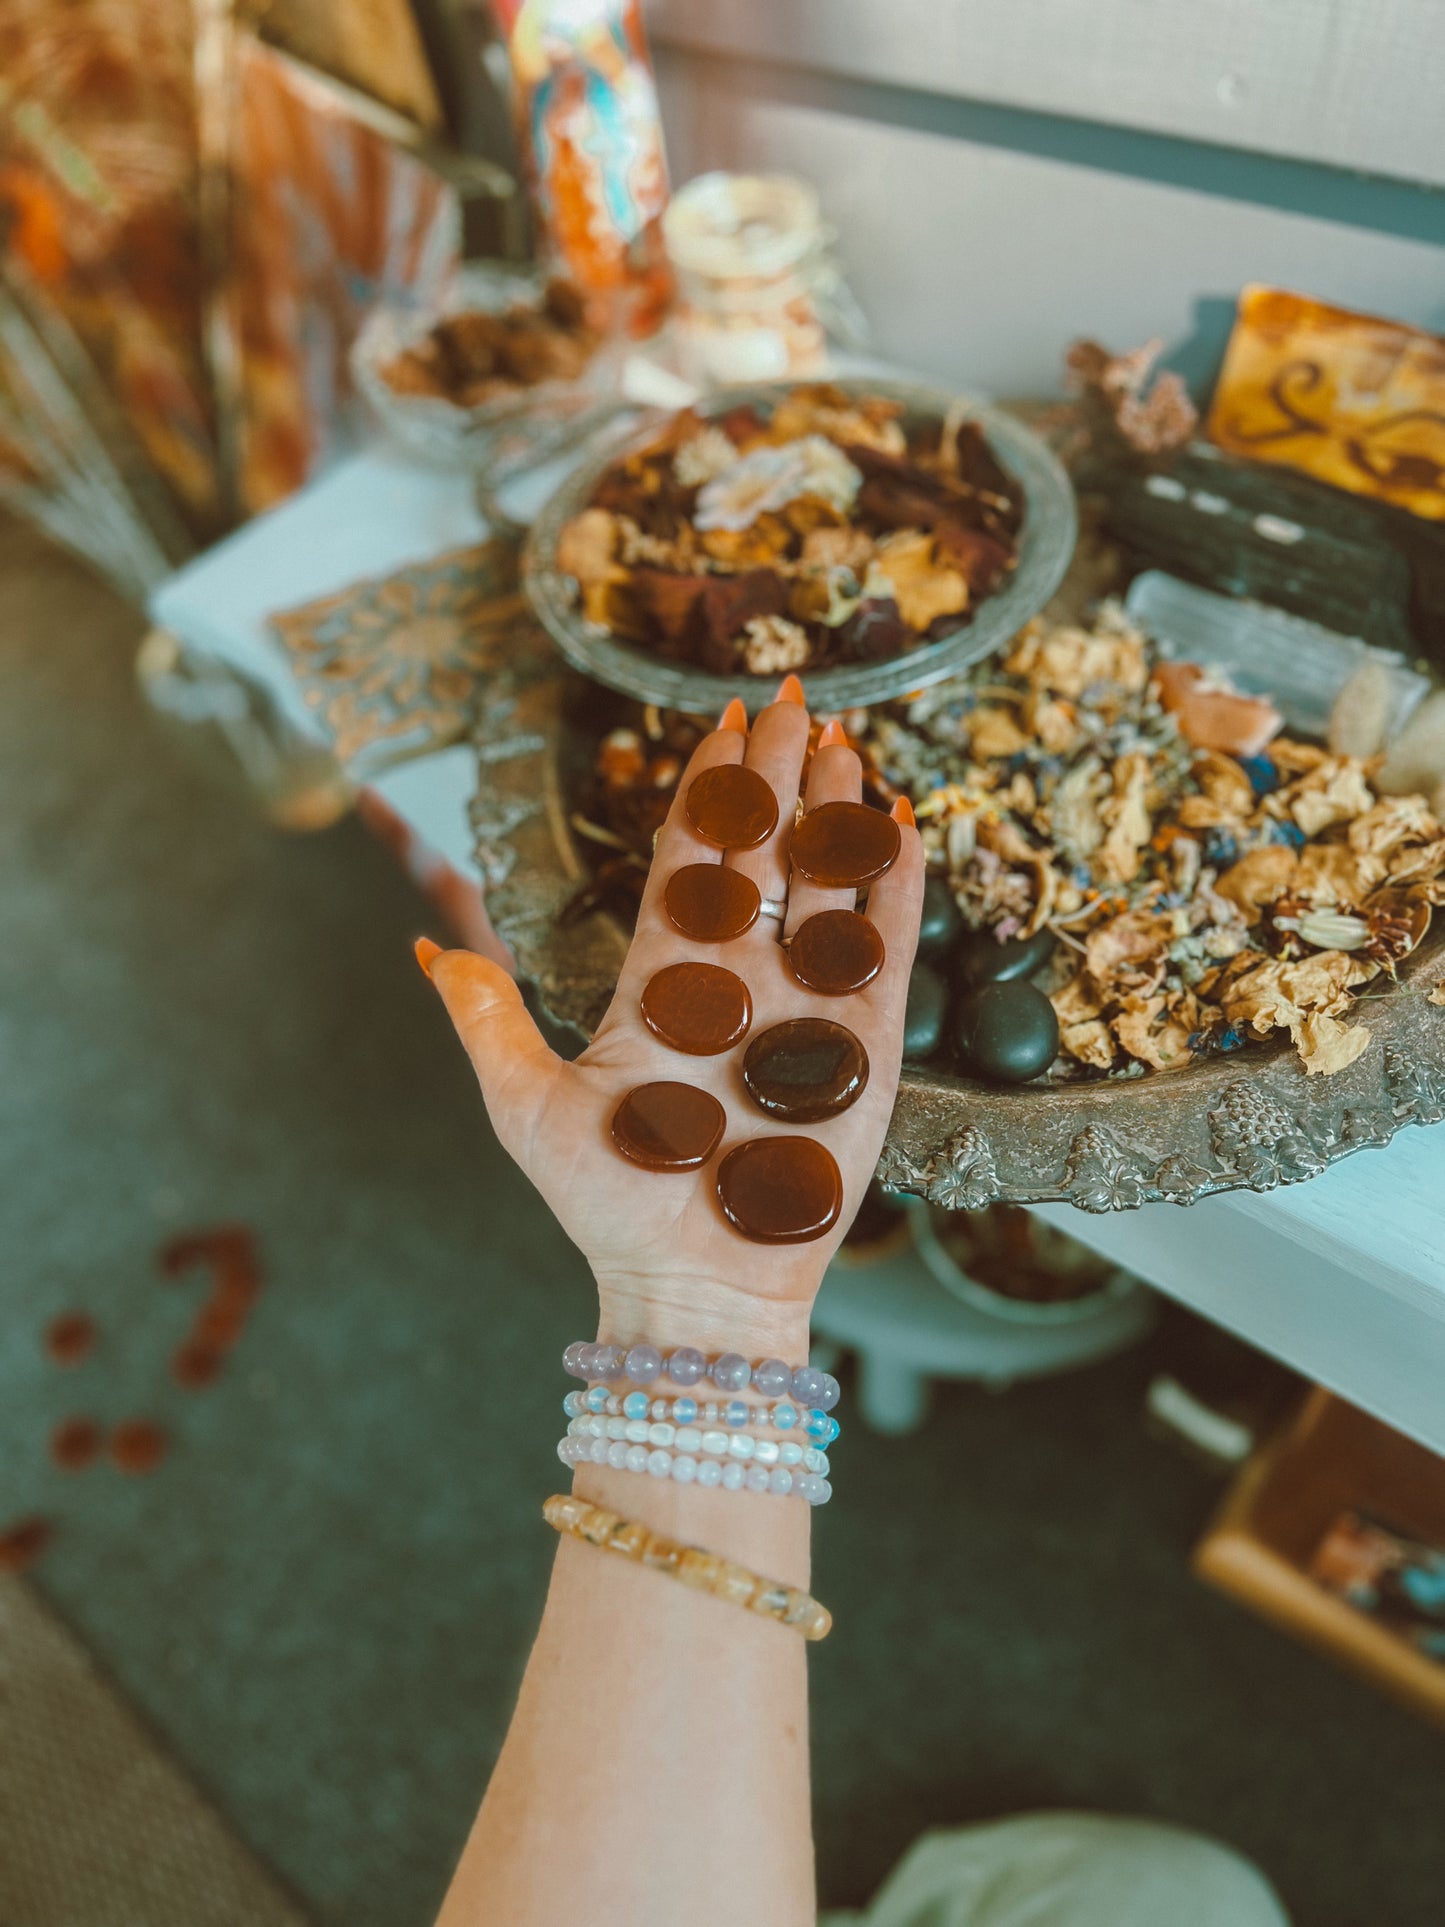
[779,1442,804,1467]
[647,1449,672,1478]
[727,1433,755,1460]
[817,1373,842,1412]
[573,1343,598,1379]
[622,1391,650,1420]
[563,1391,585,1417]
[667,1346,707,1387]
[593,1344,626,1381]
[724,1400,750,1429]
[625,1445,649,1473]
[606,1418,628,1440]
[675,1426,703,1453]
[753,1439,780,1466]
[555,1440,571,1464]
[712,1352,751,1391]
[648,1422,675,1447]
[814,1479,832,1504]
[672,1454,698,1484]
[586,1386,609,1412]
[588,1417,607,1437]
[650,1399,669,1421]
[606,1395,622,1416]
[589,1438,610,1464]
[673,1397,698,1424]
[752,1358,793,1397]
[696,1458,723,1487]
[607,1440,629,1469]
[563,1341,590,1378]
[625,1343,663,1383]
[745,1465,771,1493]
[701,1402,719,1422]
[625,1420,650,1444]
[802,1448,827,1474]
[790,1365,826,1406]
[769,1468,794,1497]
[701,1431,729,1457]
[797,1473,826,1504]
[720,1460,746,1491]
[771,1401,798,1430]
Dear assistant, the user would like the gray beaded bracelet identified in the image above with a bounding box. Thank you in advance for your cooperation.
[562,1339,840,1411]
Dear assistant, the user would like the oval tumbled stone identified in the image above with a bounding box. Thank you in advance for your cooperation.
[742,1018,869,1123]
[716,1137,843,1245]
[789,909,884,995]
[641,961,752,1055]
[665,863,761,942]
[612,1083,726,1170]
[789,800,900,887]
[684,764,779,850]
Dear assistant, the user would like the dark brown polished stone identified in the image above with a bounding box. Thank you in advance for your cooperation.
[684,764,779,850]
[640,961,752,1055]
[789,799,900,887]
[788,909,885,995]
[612,1082,727,1170]
[741,1019,869,1123]
[716,1136,844,1244]
[664,863,761,942]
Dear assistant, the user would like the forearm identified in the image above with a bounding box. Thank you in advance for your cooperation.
[437,1294,818,1927]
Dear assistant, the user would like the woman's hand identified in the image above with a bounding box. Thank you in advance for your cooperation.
[422,679,923,1353]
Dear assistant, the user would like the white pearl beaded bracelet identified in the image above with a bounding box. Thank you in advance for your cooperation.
[558,1429,832,1504]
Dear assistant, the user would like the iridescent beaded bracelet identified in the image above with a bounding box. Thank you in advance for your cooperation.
[563,1414,831,1480]
[563,1387,841,1446]
[563,1340,840,1412]
[544,1494,832,1640]
[558,1428,832,1501]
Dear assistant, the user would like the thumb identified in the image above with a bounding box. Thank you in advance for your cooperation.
[416,941,561,1149]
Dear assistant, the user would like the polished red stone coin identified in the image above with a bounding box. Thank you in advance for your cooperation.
[742,1019,869,1122]
[789,800,900,886]
[716,1137,844,1244]
[789,909,885,995]
[664,864,761,942]
[111,1419,168,1475]
[612,1082,727,1170]
[684,764,779,850]
[641,962,752,1055]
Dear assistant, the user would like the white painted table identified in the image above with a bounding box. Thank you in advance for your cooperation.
[149,445,1445,1459]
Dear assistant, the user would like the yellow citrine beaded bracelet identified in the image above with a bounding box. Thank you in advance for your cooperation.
[543,1494,832,1641]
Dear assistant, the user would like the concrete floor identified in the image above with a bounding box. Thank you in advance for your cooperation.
[2,516,1442,1925]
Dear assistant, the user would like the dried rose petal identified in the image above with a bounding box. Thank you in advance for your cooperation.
[111,1419,168,1475]
[50,1416,102,1472]
[44,1311,96,1367]
[172,1341,224,1389]
[0,1516,53,1572]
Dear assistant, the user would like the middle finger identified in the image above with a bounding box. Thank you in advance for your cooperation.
[723,675,811,919]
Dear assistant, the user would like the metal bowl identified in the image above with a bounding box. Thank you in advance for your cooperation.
[521,377,1078,715]
[471,638,1445,1214]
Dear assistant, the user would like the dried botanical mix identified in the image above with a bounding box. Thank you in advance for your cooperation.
[381,279,598,408]
[851,605,1442,1079]
[557,384,1024,675]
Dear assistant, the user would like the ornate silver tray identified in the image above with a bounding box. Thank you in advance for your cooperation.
[471,637,1445,1214]
[521,378,1078,715]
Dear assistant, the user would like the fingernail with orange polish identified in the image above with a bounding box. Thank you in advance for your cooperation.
[891,795,916,827]
[414,937,443,977]
[776,673,806,706]
[818,718,848,748]
[719,696,748,733]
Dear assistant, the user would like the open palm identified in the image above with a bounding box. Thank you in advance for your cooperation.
[425,684,923,1329]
